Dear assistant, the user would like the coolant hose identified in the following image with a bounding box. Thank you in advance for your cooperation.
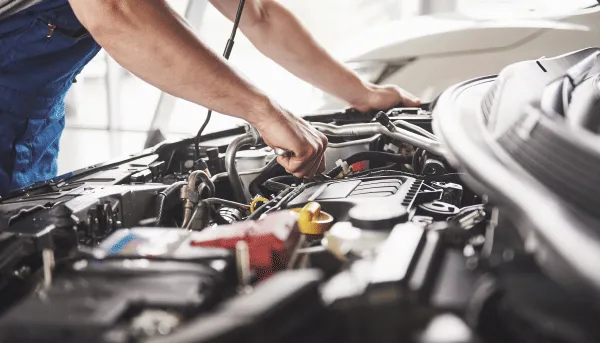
[211,172,229,183]
[248,157,286,196]
[326,151,412,178]
[155,181,187,226]
[225,128,260,203]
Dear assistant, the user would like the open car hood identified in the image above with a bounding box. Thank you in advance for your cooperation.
[336,12,591,62]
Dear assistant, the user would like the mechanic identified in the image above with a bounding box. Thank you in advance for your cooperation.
[0,0,420,196]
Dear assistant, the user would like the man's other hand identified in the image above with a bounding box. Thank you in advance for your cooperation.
[352,83,421,113]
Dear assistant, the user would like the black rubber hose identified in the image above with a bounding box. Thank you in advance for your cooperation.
[225,131,258,203]
[155,181,187,226]
[327,151,412,178]
[262,179,290,194]
[248,157,286,196]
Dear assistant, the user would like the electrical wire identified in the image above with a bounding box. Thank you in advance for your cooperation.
[194,0,247,160]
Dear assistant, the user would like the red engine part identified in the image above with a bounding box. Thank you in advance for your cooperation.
[351,161,367,172]
[189,211,300,279]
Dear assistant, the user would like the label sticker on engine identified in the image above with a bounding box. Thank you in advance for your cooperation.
[106,233,141,255]
[101,229,188,257]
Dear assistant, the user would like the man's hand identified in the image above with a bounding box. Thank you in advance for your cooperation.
[352,83,422,113]
[254,108,328,178]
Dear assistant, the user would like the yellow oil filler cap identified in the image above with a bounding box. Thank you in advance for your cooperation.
[290,202,334,235]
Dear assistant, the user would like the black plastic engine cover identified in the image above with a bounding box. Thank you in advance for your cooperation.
[286,176,422,221]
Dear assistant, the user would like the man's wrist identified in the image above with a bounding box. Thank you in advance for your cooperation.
[244,95,284,131]
[347,81,378,110]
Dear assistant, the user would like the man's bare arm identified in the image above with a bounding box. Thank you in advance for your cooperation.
[68,0,276,126]
[68,0,327,177]
[210,0,420,111]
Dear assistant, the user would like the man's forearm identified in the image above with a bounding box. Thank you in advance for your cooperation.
[68,0,275,126]
[237,2,374,107]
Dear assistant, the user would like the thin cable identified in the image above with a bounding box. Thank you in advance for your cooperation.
[194,0,247,159]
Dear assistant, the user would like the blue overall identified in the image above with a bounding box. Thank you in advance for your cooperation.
[0,0,101,196]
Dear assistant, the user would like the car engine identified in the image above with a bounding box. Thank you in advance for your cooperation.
[1,48,600,343]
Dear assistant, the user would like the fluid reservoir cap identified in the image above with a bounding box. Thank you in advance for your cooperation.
[290,202,334,235]
[349,203,408,230]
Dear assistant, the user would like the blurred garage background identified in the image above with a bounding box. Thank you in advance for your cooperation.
[57,0,595,173]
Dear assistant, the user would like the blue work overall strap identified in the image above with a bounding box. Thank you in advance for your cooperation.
[0,0,101,196]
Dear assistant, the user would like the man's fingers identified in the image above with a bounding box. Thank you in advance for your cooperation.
[399,87,421,107]
[279,156,325,178]
[319,132,329,150]
[294,151,322,178]
[278,154,318,177]
[317,155,326,174]
[305,150,326,177]
[317,134,328,174]
[276,156,297,174]
[305,138,326,177]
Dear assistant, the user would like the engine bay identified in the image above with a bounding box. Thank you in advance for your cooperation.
[2,49,600,343]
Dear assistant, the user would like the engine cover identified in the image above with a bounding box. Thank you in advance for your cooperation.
[286,176,422,221]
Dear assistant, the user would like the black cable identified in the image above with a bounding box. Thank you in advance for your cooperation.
[246,184,303,220]
[194,0,247,160]
[165,150,177,173]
